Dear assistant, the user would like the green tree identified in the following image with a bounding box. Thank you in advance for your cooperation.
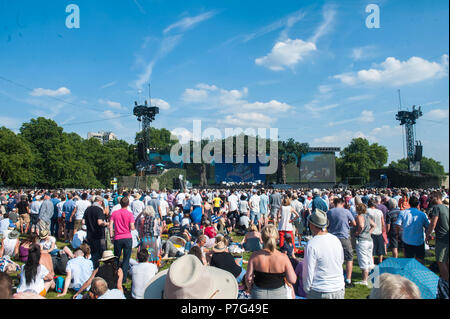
[338,138,388,182]
[389,157,446,176]
[277,138,309,184]
[135,127,178,153]
[0,127,34,187]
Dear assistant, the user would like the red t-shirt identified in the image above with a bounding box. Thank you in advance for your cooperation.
[111,208,134,240]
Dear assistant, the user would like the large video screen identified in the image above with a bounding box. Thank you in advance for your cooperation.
[214,162,266,183]
[300,152,336,183]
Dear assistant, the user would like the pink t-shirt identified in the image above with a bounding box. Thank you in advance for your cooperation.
[111,208,134,240]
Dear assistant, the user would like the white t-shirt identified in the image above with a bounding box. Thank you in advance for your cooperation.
[249,195,260,212]
[160,200,169,217]
[98,289,126,299]
[228,194,239,212]
[66,256,94,290]
[75,200,91,221]
[131,200,145,220]
[111,204,132,213]
[40,236,56,251]
[56,201,65,218]
[278,206,294,231]
[176,193,185,205]
[131,262,158,299]
[302,233,345,294]
[181,217,190,227]
[17,264,49,294]
[367,208,384,235]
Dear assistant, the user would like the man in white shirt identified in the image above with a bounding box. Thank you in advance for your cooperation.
[302,209,345,299]
[71,193,91,232]
[130,194,145,221]
[57,248,93,297]
[175,191,185,210]
[130,249,158,299]
[191,189,202,209]
[89,277,125,299]
[249,190,261,231]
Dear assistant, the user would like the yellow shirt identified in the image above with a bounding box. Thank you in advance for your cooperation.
[213,197,222,208]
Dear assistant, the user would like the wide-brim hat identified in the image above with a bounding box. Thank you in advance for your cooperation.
[307,209,329,229]
[99,250,118,262]
[8,230,20,239]
[144,254,238,299]
[39,229,49,239]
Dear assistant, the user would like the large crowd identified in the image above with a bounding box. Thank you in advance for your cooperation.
[0,186,448,299]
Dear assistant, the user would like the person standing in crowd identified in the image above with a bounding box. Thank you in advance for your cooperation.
[426,192,449,281]
[327,197,356,288]
[278,196,299,249]
[396,196,430,264]
[354,203,376,286]
[130,194,145,221]
[83,196,108,269]
[29,195,42,234]
[38,194,53,234]
[386,198,402,258]
[302,209,345,299]
[291,193,304,243]
[269,189,282,227]
[312,189,328,212]
[109,196,135,284]
[63,193,76,243]
[71,193,91,233]
[49,193,60,238]
[245,224,297,299]
[367,199,386,264]
[56,194,66,240]
[249,190,261,231]
[259,189,270,230]
[227,191,239,229]
[16,195,30,234]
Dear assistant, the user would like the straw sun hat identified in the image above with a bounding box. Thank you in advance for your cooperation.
[144,254,238,299]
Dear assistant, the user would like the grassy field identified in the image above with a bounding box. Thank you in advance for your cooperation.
[8,233,438,299]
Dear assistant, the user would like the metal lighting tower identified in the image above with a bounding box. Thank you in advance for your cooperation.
[134,87,159,175]
[396,105,423,172]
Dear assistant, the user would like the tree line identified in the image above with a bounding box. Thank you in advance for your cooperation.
[0,117,446,188]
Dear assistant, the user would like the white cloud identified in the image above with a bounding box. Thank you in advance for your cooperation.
[328,110,374,126]
[30,87,71,97]
[370,125,402,137]
[255,5,335,71]
[164,11,217,34]
[255,39,317,71]
[98,99,126,110]
[334,54,449,86]
[313,130,367,146]
[347,94,374,102]
[424,108,449,120]
[351,45,377,61]
[152,98,171,110]
[100,81,117,89]
[182,88,209,103]
[217,112,274,128]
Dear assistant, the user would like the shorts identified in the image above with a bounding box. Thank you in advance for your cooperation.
[339,237,354,262]
[404,242,425,260]
[65,221,74,230]
[20,213,30,224]
[30,214,39,226]
[388,232,399,249]
[269,208,279,219]
[250,211,261,224]
[74,219,83,232]
[306,288,345,300]
[435,239,449,263]
[213,207,220,214]
[371,234,386,256]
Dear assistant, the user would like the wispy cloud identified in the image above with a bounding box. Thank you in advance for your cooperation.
[328,110,375,126]
[309,4,336,43]
[164,11,217,34]
[98,99,127,111]
[100,81,117,89]
[133,0,146,15]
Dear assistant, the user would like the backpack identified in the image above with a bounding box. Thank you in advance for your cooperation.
[52,253,69,275]
[55,276,65,293]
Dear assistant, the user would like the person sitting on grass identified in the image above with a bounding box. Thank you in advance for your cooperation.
[241,224,263,252]
[16,244,55,297]
[72,250,123,299]
[88,277,126,299]
[210,236,246,284]
[131,249,158,299]
[188,245,205,265]
[18,233,40,263]
[369,273,421,299]
[0,229,20,259]
[57,247,94,297]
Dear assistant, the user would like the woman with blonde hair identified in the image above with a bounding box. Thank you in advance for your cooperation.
[245,224,297,299]
[241,224,263,252]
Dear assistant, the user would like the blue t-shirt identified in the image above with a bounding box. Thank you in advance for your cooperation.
[66,256,94,290]
[63,200,76,222]
[327,207,355,239]
[312,196,328,212]
[51,198,61,219]
[190,207,202,224]
[259,194,269,214]
[395,208,430,246]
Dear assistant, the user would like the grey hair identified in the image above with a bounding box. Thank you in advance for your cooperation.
[387,198,398,210]
[369,273,421,299]
[143,205,155,217]
[375,196,382,204]
[354,195,363,205]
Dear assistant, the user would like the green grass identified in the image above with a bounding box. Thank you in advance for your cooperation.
[9,233,439,299]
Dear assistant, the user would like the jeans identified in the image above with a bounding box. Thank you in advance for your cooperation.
[113,238,133,283]
[236,268,246,283]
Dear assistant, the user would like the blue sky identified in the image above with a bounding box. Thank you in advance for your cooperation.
[0,0,449,170]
